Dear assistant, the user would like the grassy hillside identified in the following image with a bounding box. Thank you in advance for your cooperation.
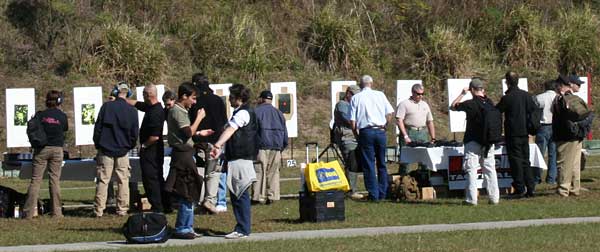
[1,0,599,157]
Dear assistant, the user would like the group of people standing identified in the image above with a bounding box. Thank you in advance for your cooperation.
[21,74,288,240]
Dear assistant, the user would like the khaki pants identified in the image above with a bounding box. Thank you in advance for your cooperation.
[252,149,281,202]
[94,151,130,216]
[197,143,221,206]
[24,146,64,218]
[556,140,582,196]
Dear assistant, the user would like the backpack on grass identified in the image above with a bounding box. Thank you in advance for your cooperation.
[122,212,169,244]
[389,175,420,202]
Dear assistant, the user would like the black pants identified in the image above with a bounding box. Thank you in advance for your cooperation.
[140,144,169,212]
[506,136,535,194]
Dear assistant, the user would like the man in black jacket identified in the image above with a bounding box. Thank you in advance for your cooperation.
[93,83,139,217]
[497,71,538,198]
[189,73,228,214]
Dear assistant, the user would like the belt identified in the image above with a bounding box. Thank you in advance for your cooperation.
[360,125,385,131]
[541,123,552,126]
[407,126,426,131]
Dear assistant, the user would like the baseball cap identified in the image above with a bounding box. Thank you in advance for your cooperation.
[259,90,273,99]
[469,78,484,89]
[117,82,130,92]
[347,85,361,95]
[568,74,584,85]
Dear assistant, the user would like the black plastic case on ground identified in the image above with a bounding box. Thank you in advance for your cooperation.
[299,190,345,222]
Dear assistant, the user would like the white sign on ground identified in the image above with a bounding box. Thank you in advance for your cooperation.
[210,83,233,119]
[447,79,472,133]
[271,82,298,138]
[330,81,357,128]
[136,84,167,135]
[396,80,422,135]
[574,76,589,104]
[73,87,103,145]
[6,88,35,148]
[501,78,528,94]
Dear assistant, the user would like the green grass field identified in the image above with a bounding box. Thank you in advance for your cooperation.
[1,164,600,246]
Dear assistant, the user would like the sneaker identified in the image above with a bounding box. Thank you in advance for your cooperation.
[224,231,248,239]
[215,205,227,213]
[350,192,364,200]
[193,231,203,238]
[462,200,477,206]
[203,201,218,214]
[173,232,196,239]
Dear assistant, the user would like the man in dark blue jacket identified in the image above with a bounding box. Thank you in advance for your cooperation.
[93,83,139,217]
[252,90,288,204]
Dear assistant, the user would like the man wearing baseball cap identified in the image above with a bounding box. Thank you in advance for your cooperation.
[252,90,288,204]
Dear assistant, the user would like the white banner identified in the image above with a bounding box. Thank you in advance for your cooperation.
[209,83,233,119]
[501,78,528,94]
[271,82,298,138]
[136,84,167,135]
[6,88,35,148]
[73,87,103,146]
[330,81,356,128]
[447,79,472,133]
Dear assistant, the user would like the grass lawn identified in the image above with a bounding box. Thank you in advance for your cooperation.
[81,222,600,252]
[1,158,600,246]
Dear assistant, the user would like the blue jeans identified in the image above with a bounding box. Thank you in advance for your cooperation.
[217,172,227,207]
[535,125,557,184]
[231,189,251,235]
[175,197,194,234]
[358,128,389,201]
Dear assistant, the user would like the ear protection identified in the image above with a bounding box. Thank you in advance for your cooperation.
[56,92,63,105]
[111,82,133,98]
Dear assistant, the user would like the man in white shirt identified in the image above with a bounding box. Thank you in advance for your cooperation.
[534,80,558,184]
[350,75,395,201]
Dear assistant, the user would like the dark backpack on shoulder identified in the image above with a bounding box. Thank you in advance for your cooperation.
[526,96,542,135]
[476,99,503,145]
[26,112,47,149]
[122,212,169,244]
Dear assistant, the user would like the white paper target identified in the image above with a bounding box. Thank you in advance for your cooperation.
[136,84,167,135]
[501,78,528,94]
[330,81,357,128]
[74,87,103,145]
[6,88,35,148]
[271,82,298,138]
[447,79,473,133]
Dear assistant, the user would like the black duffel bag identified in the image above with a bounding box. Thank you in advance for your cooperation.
[123,212,169,244]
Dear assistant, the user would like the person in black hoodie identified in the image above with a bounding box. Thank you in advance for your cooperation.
[497,71,538,198]
[23,90,68,219]
[93,83,139,217]
[188,73,228,214]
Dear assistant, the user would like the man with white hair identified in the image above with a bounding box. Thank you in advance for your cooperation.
[350,75,395,202]
[396,83,436,175]
[123,84,170,213]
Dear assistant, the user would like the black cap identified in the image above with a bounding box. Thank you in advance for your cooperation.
[259,90,273,99]
[568,74,584,85]
[557,75,570,86]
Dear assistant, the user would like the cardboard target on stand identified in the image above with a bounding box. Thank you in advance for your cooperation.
[209,83,233,119]
[447,79,473,133]
[271,82,297,138]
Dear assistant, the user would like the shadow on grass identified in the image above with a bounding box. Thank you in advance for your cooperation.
[268,218,304,224]
[61,227,123,234]
[196,228,229,236]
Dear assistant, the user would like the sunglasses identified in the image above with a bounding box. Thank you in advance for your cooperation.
[414,92,425,96]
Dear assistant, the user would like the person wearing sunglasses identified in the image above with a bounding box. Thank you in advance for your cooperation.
[396,83,436,175]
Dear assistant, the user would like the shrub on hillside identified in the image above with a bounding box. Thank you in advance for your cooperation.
[415,24,474,82]
[83,23,167,85]
[190,13,272,82]
[301,3,372,74]
[557,5,600,73]
[503,5,558,74]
